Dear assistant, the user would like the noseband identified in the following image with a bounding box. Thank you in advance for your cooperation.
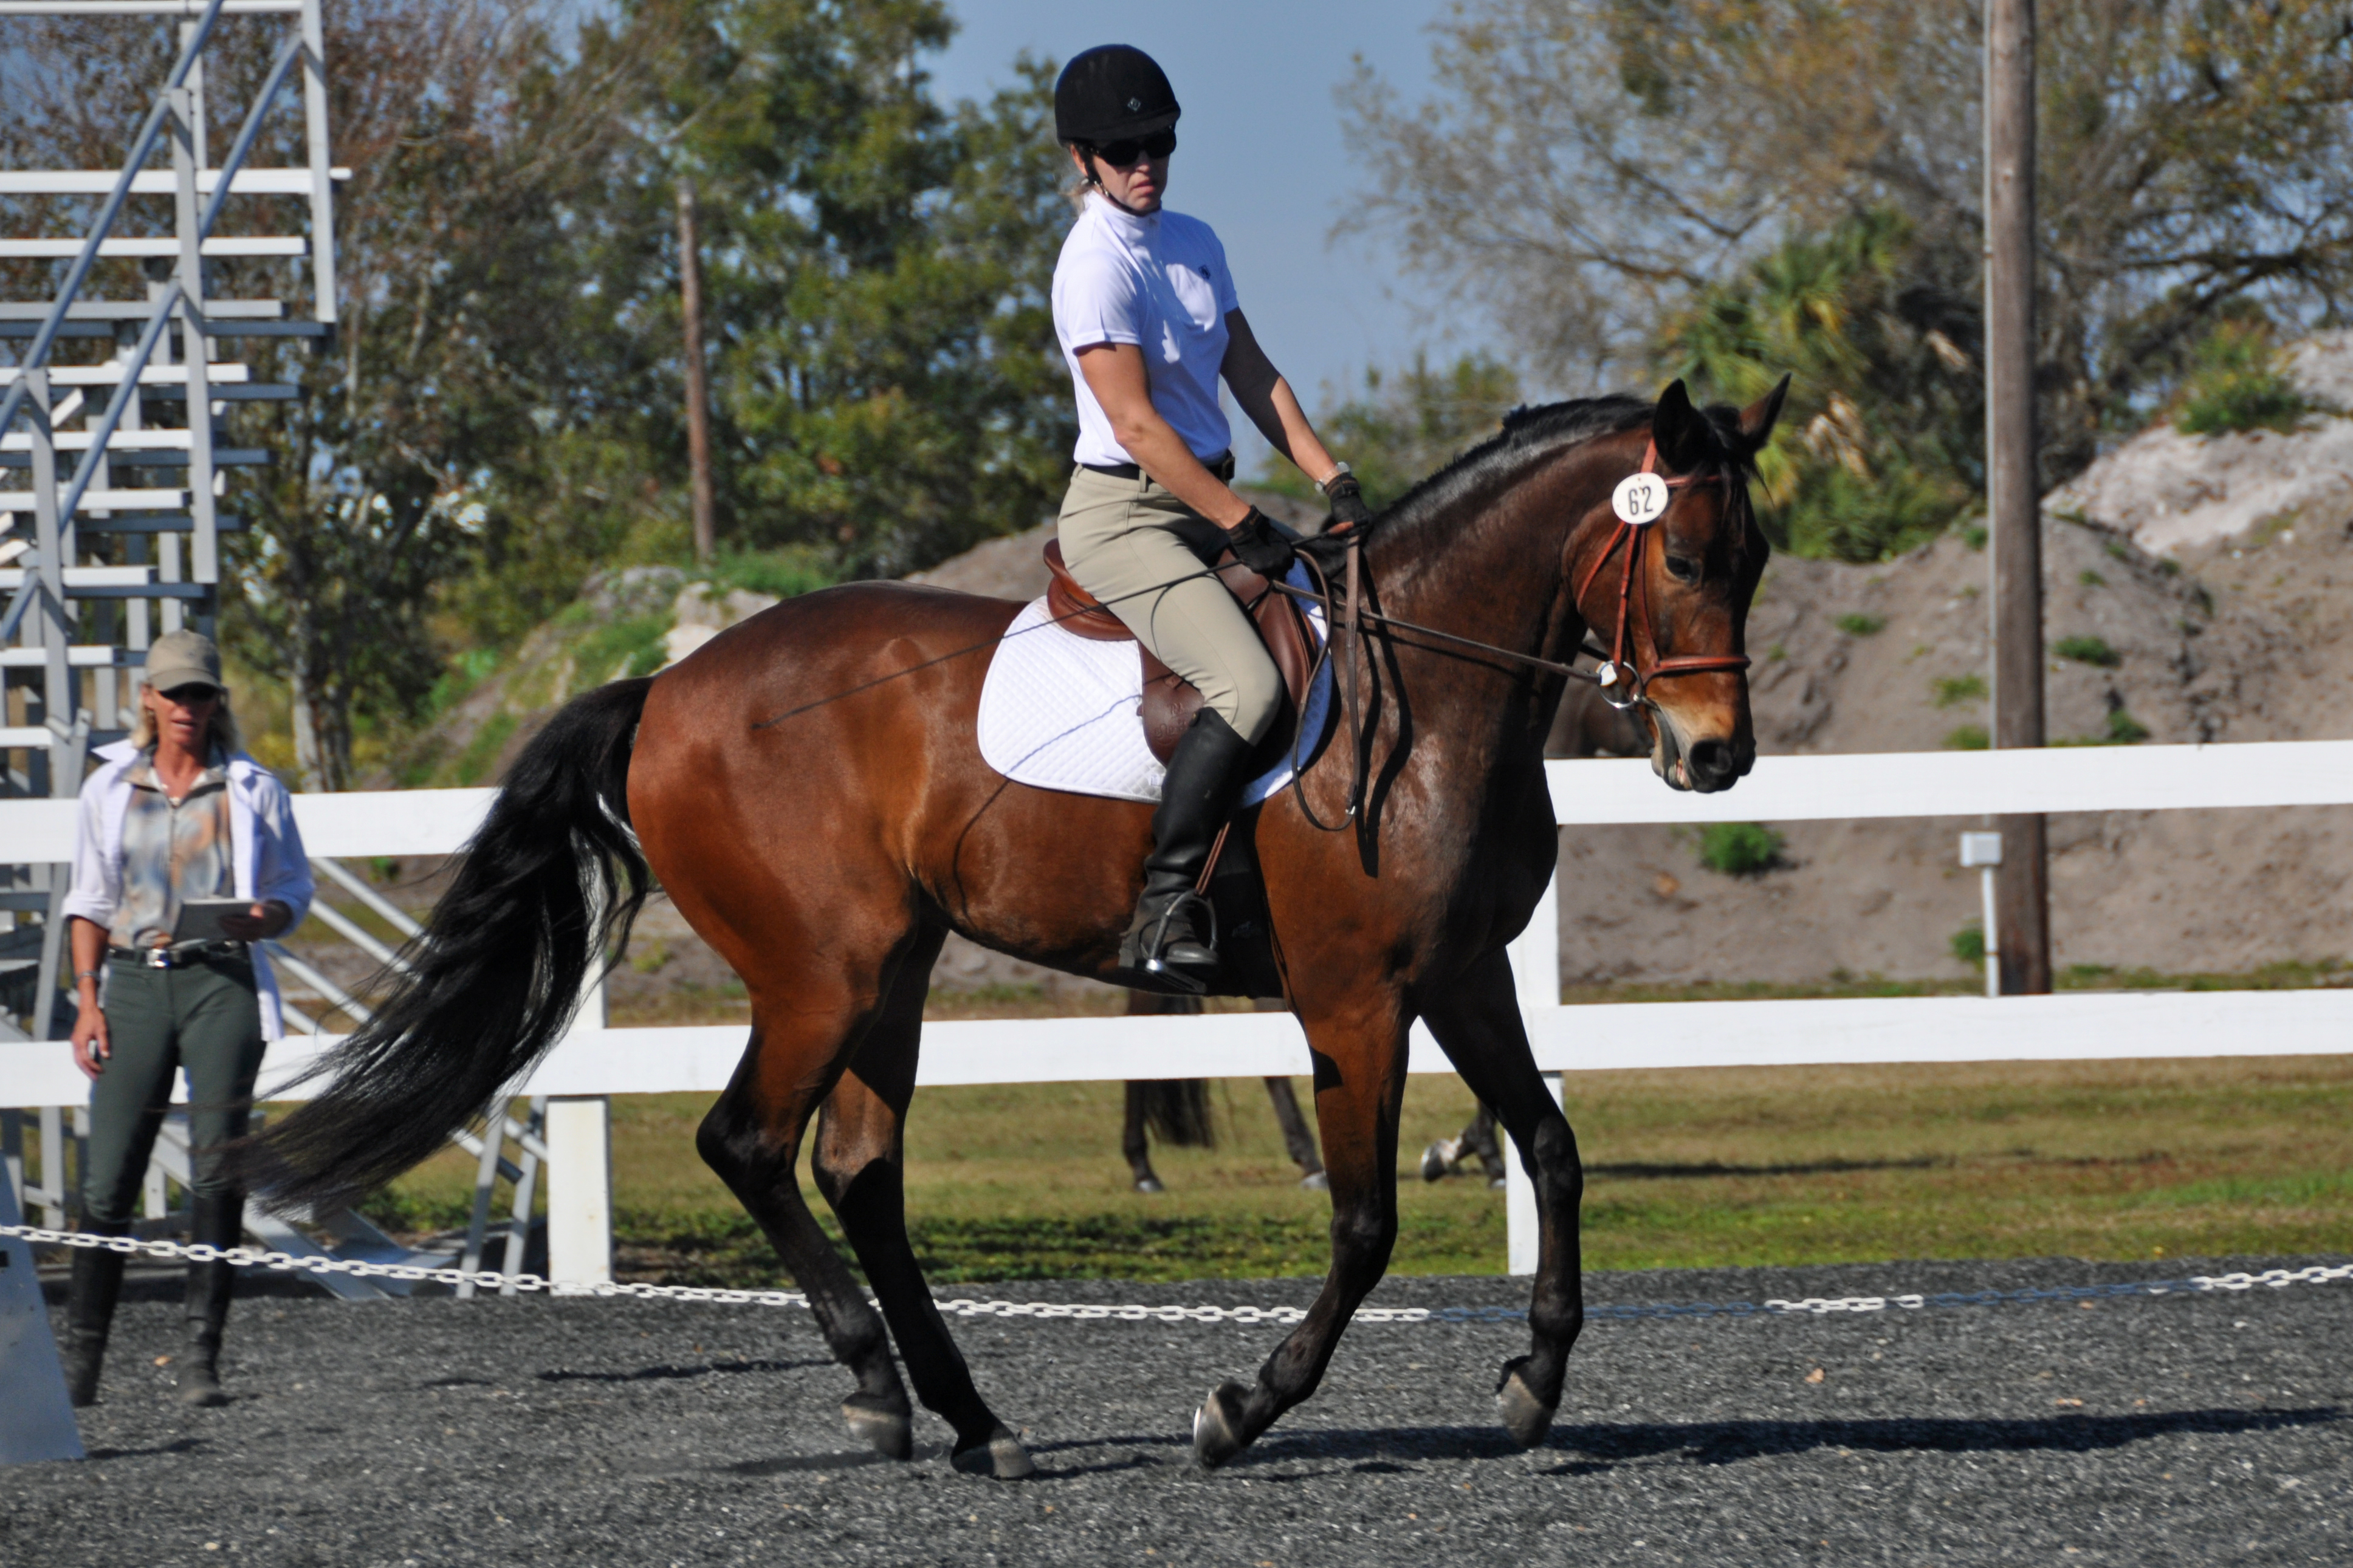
[1573,437,1754,711]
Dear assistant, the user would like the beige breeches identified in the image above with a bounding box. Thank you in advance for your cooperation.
[1056,465,1285,745]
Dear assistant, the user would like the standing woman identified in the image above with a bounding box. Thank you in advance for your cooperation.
[58,629,313,1406]
[1051,44,1372,991]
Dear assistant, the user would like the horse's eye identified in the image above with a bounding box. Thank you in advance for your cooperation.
[1665,553,1700,583]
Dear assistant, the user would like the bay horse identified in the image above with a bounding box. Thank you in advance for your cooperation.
[246,378,1784,1477]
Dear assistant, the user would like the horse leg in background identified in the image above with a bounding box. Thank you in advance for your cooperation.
[812,928,1033,1480]
[1255,997,1325,1188]
[1121,1084,1164,1193]
[1262,1077,1325,1188]
[1465,1101,1508,1186]
[1124,992,1211,1193]
[694,1008,919,1464]
[1192,994,1410,1467]
[1419,948,1583,1450]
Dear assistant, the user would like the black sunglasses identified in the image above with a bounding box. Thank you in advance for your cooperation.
[1086,128,1176,169]
[159,683,221,705]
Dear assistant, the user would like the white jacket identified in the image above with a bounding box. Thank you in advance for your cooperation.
[61,739,317,1039]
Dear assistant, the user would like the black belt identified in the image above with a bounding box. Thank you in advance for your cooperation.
[109,942,247,970]
[1080,451,1235,484]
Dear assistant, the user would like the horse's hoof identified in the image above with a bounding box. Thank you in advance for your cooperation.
[949,1425,1035,1479]
[1192,1380,1252,1469]
[1134,1176,1166,1194]
[1419,1139,1456,1182]
[842,1394,913,1460]
[1496,1358,1557,1450]
[1298,1170,1328,1191]
[1488,1175,1508,1191]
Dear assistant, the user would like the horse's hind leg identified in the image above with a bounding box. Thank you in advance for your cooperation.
[812,930,1034,1480]
[1420,948,1583,1448]
[696,1018,915,1460]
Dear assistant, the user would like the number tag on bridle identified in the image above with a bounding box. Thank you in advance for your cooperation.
[1613,472,1669,526]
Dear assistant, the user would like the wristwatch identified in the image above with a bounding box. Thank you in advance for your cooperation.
[1314,461,1353,496]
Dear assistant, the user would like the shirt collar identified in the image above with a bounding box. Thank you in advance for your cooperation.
[127,744,230,793]
[1088,191,1159,245]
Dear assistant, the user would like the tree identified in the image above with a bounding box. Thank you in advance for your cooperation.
[611,0,1076,577]
[1347,0,2353,495]
[1657,208,1983,561]
[1255,353,1522,512]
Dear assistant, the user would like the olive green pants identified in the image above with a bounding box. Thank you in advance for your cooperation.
[82,953,265,1225]
[1057,465,1293,746]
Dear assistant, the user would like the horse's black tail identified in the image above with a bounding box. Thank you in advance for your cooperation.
[241,677,656,1213]
[1137,1079,1217,1149]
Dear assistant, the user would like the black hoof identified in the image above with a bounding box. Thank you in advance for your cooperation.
[1496,1358,1557,1449]
[179,1381,228,1408]
[842,1393,913,1460]
[950,1425,1036,1479]
[1192,1380,1252,1469]
[1134,1176,1166,1194]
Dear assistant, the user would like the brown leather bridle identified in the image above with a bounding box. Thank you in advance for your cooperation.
[1573,437,1754,711]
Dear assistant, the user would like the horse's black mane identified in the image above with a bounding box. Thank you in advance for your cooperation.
[1370,391,1754,544]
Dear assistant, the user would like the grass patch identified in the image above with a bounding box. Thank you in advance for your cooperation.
[1931,673,1986,708]
[1695,822,1784,875]
[1942,724,1989,750]
[369,1053,2353,1282]
[450,711,518,787]
[1833,612,1886,637]
[2078,569,2106,588]
[1950,923,1986,965]
[2053,634,2121,668]
[2176,321,2321,436]
[2055,708,2152,747]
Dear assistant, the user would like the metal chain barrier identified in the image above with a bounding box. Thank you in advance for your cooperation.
[4,1224,2347,1326]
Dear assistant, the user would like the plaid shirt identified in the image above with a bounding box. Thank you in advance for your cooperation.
[108,747,236,950]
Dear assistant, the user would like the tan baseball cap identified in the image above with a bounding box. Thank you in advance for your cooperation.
[143,629,224,694]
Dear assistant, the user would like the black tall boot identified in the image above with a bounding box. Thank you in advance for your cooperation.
[178,1192,242,1407]
[1115,708,1257,993]
[62,1222,131,1408]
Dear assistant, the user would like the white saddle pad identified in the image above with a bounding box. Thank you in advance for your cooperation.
[975,561,1333,805]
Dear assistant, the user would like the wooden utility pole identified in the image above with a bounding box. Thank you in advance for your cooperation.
[677,179,716,564]
[1985,0,2051,993]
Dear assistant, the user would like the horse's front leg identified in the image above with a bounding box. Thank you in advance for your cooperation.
[1419,947,1583,1448]
[1192,991,1410,1468]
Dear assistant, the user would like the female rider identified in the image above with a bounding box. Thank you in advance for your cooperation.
[60,629,313,1408]
[1051,44,1372,991]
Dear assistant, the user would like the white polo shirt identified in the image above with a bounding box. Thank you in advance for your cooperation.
[1053,193,1242,468]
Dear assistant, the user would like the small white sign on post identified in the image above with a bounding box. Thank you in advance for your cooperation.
[0,1175,83,1464]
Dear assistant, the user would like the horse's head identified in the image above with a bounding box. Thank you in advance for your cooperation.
[1567,377,1785,793]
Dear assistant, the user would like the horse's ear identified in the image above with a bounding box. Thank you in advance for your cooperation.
[1652,379,1708,470]
[1738,374,1791,453]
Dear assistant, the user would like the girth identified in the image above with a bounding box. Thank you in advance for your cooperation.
[1041,538,1319,767]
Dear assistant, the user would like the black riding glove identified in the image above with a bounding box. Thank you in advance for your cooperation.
[1324,473,1373,533]
[1222,507,1296,579]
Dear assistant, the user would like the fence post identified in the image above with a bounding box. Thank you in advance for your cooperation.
[545,1097,611,1294]
[1505,1071,1565,1276]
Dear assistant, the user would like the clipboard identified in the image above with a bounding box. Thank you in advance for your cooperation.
[170,899,253,943]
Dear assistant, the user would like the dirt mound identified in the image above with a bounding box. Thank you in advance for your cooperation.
[1559,476,2353,987]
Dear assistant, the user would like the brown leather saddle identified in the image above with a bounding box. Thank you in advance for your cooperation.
[1040,538,1321,770]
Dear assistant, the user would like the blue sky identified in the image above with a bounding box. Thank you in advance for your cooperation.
[929,1,1479,467]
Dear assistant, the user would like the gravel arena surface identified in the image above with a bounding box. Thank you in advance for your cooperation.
[7,1256,2351,1566]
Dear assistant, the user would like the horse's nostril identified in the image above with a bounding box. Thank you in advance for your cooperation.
[1688,739,1734,783]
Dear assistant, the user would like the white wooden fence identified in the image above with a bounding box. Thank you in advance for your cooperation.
[5,739,2351,1283]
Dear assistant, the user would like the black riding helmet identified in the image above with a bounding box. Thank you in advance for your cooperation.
[1054,44,1180,146]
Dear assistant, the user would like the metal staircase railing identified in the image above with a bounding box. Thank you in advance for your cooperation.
[0,0,338,1041]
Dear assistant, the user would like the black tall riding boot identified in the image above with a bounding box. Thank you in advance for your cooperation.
[1115,708,1257,993]
[178,1192,242,1407]
[62,1221,131,1408]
